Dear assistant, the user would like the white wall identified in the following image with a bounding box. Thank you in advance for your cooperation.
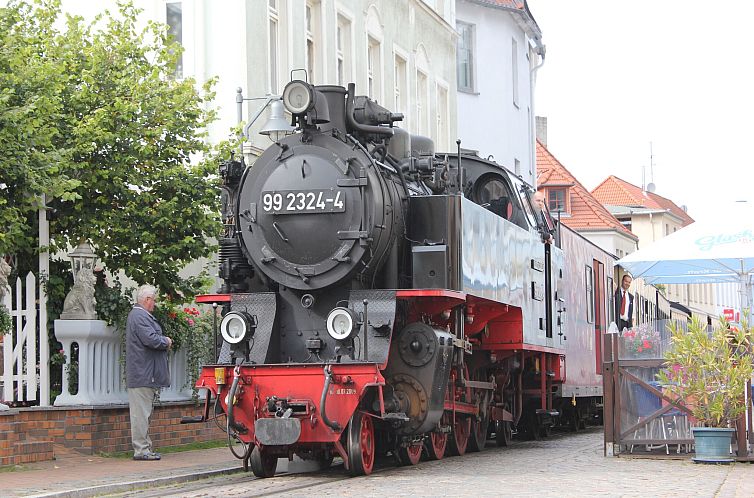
[456,0,537,186]
[579,231,637,260]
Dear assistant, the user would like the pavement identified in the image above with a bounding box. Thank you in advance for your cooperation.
[2,444,243,498]
[4,431,754,497]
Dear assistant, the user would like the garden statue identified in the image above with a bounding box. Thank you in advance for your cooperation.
[0,257,10,303]
[60,265,97,320]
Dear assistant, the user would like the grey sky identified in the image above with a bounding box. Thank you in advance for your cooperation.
[531,0,753,221]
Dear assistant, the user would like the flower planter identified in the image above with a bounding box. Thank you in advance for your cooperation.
[692,427,735,463]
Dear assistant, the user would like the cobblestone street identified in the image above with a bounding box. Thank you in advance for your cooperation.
[117,428,754,498]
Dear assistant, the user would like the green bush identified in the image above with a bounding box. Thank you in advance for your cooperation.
[658,315,754,428]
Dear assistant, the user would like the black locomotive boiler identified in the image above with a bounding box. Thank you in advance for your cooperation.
[194,80,597,477]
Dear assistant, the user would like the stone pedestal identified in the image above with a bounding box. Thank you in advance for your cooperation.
[54,319,128,406]
[160,347,193,401]
[53,319,194,406]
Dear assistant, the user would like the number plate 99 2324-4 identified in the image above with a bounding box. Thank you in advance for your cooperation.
[261,189,345,214]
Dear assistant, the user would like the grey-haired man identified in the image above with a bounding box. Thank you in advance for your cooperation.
[126,284,172,461]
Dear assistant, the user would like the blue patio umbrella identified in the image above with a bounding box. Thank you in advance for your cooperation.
[617,202,754,322]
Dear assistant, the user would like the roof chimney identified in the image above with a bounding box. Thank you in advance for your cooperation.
[535,116,547,147]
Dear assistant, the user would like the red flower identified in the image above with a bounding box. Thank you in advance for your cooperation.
[168,312,177,319]
[642,340,651,349]
[637,346,643,352]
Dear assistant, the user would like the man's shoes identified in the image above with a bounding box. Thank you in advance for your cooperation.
[133,452,161,461]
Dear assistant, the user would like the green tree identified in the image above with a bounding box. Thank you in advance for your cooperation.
[0,0,221,299]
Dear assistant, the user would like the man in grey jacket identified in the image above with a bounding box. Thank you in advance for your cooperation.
[126,284,172,461]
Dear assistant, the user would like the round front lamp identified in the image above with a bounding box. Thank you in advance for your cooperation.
[326,307,359,341]
[220,311,254,344]
[282,80,314,115]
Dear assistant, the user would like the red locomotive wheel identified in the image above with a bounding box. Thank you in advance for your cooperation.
[425,430,448,460]
[250,446,278,478]
[396,442,423,466]
[447,415,471,456]
[347,411,375,476]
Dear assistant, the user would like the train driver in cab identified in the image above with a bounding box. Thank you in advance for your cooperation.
[533,190,555,244]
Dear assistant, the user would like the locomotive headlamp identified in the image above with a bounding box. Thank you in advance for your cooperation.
[220,311,255,344]
[282,80,314,115]
[326,307,359,341]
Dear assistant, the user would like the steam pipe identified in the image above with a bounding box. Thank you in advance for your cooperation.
[362,299,369,362]
[345,83,394,137]
[321,365,342,431]
[226,367,246,435]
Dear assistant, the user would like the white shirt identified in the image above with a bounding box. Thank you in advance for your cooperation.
[619,289,630,321]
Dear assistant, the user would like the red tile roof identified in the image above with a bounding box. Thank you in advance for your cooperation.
[591,176,694,226]
[536,142,638,240]
[466,0,542,38]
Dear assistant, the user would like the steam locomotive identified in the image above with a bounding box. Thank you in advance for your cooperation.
[193,80,609,477]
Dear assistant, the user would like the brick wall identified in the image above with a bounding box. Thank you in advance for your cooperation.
[0,401,224,466]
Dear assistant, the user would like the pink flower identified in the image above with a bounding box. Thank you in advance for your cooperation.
[187,319,195,326]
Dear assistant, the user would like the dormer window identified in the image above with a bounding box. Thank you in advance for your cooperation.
[547,187,568,213]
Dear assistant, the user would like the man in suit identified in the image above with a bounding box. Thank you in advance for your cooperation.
[614,273,634,331]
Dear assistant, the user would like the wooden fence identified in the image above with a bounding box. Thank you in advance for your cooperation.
[2,272,50,406]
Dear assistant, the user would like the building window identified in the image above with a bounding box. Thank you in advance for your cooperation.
[547,188,567,212]
[416,70,429,136]
[617,217,632,231]
[367,36,381,101]
[268,0,279,93]
[166,2,183,78]
[511,38,519,107]
[394,52,407,115]
[585,266,595,324]
[336,14,352,86]
[305,1,321,84]
[436,83,448,148]
[456,22,474,92]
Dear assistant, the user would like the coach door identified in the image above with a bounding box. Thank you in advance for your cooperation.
[592,259,605,374]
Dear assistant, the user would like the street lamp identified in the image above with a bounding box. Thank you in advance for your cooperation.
[68,241,98,281]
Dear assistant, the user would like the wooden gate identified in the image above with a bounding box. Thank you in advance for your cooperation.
[602,326,695,455]
[2,272,50,406]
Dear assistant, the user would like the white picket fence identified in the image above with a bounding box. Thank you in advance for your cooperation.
[1,272,50,406]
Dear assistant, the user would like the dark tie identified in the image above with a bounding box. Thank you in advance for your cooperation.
[621,291,627,316]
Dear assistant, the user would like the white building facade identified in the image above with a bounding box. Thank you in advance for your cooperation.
[455,0,544,187]
[61,0,458,155]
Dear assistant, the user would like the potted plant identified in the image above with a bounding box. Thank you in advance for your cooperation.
[658,315,754,463]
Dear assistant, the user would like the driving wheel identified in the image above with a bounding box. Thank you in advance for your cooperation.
[347,411,375,476]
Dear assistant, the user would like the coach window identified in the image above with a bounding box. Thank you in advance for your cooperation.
[607,276,614,325]
[585,266,595,324]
